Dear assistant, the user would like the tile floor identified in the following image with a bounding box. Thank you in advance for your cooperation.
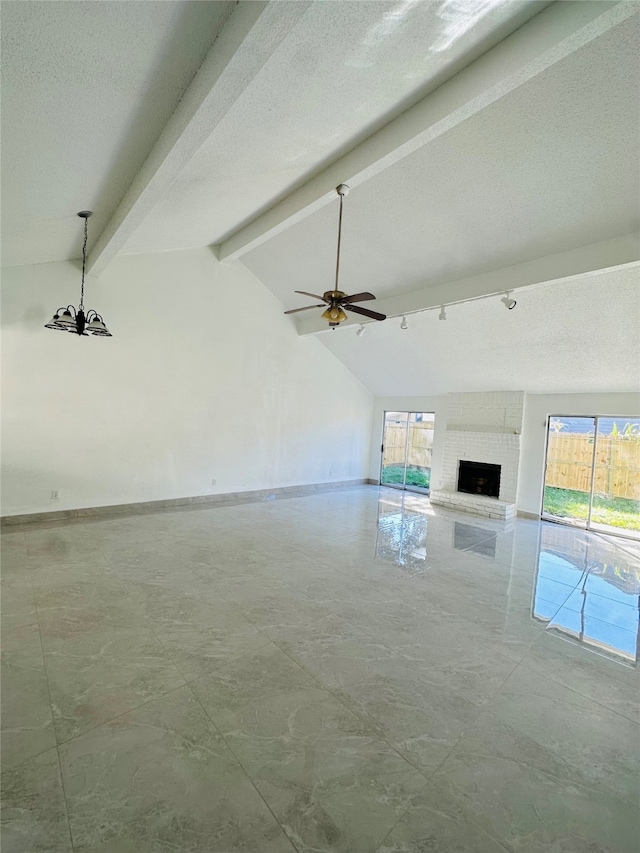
[1,485,638,852]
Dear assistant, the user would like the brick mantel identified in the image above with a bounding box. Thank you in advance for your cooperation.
[431,392,524,518]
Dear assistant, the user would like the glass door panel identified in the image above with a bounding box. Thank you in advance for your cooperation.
[542,416,596,527]
[590,417,640,539]
[380,411,434,493]
[405,412,434,492]
[381,412,409,488]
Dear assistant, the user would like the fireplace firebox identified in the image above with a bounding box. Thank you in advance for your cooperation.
[457,461,501,498]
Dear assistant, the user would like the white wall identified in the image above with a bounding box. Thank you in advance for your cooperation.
[1,248,373,516]
[369,396,447,486]
[371,391,640,517]
[518,392,640,516]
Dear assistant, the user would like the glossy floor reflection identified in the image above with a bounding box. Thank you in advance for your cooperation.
[2,486,639,852]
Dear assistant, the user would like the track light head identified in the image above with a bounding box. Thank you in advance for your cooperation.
[356,324,365,337]
[501,292,517,310]
[439,306,447,320]
[400,316,408,330]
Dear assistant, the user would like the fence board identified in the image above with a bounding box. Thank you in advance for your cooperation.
[383,423,433,469]
[546,434,640,500]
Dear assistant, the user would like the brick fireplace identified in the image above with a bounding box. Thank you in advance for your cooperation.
[430,391,524,520]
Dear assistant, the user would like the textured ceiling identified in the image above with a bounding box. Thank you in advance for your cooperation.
[0,0,548,267]
[121,0,545,254]
[241,16,640,311]
[2,0,638,403]
[318,265,640,396]
[0,0,233,267]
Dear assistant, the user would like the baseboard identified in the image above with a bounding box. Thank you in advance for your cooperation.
[0,479,372,528]
[517,510,541,519]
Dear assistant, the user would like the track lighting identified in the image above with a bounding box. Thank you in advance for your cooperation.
[501,291,517,310]
[363,287,525,331]
[356,324,365,337]
[45,212,112,337]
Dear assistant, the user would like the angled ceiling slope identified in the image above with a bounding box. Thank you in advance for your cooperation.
[1,0,550,270]
[242,7,640,327]
[120,0,550,257]
[2,0,638,395]
[319,265,640,396]
[0,0,235,267]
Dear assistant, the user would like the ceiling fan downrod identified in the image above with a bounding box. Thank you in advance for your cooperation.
[283,183,386,328]
[323,184,350,327]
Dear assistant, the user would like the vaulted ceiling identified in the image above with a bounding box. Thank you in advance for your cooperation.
[2,0,639,394]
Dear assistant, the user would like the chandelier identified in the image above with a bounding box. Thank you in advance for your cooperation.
[45,211,112,337]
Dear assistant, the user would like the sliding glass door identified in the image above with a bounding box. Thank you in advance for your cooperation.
[542,416,640,539]
[380,411,434,493]
[591,418,640,537]
[543,417,596,527]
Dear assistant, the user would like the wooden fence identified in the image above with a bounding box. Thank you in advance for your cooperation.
[546,434,640,500]
[383,423,433,470]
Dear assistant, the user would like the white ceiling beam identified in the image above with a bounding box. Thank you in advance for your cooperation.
[217,0,638,262]
[295,233,640,336]
[87,0,311,276]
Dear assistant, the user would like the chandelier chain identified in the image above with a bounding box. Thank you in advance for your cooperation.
[79,215,88,310]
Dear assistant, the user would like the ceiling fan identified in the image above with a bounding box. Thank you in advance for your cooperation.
[284,184,386,328]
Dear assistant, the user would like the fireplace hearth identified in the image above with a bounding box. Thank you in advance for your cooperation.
[457,460,501,498]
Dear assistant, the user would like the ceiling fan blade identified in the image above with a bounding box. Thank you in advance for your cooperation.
[341,292,376,304]
[295,290,327,302]
[347,304,387,321]
[284,304,325,314]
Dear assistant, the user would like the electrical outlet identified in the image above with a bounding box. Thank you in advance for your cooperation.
[211,479,217,486]
[51,490,60,500]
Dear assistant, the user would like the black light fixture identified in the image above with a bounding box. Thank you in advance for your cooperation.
[45,211,112,337]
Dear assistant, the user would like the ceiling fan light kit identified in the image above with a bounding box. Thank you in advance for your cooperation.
[45,212,112,337]
[284,184,386,329]
[322,304,348,324]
